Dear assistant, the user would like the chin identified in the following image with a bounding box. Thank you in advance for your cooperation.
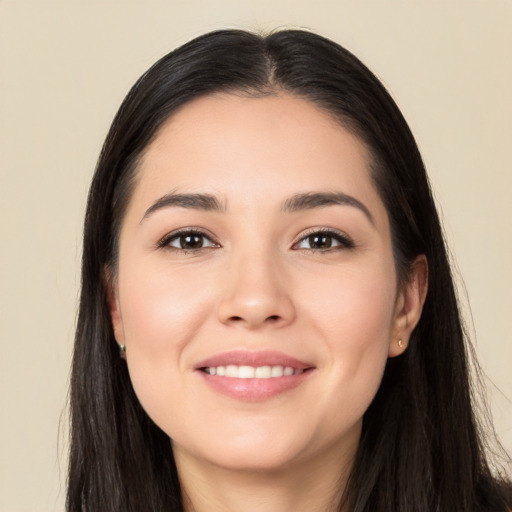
[196,445,304,473]
[171,424,314,473]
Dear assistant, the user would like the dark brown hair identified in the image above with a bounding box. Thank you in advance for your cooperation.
[68,29,511,511]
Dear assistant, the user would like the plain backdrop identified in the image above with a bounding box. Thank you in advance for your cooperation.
[0,1,511,510]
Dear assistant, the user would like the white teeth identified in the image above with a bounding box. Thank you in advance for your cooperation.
[271,366,284,377]
[204,365,303,378]
[238,366,255,378]
[255,365,272,378]
[225,365,238,377]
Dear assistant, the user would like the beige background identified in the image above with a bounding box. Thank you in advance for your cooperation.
[1,1,511,510]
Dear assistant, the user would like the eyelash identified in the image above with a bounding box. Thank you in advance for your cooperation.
[157,229,219,253]
[157,228,355,253]
[292,228,355,252]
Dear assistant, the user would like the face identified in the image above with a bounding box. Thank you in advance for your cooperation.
[110,93,424,475]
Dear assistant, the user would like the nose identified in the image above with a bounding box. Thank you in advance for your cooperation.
[216,250,296,330]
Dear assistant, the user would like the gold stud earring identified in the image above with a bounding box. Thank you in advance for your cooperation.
[119,344,126,359]
[398,339,404,348]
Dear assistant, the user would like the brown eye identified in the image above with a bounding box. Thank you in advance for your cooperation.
[179,234,205,249]
[295,230,355,251]
[307,234,333,249]
[163,231,217,251]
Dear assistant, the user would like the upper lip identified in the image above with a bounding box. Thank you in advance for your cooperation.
[195,350,313,370]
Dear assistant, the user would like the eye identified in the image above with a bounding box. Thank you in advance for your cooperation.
[293,229,355,251]
[159,230,218,252]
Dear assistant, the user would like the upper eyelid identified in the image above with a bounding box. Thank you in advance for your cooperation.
[157,228,219,248]
[294,227,352,242]
[292,228,356,250]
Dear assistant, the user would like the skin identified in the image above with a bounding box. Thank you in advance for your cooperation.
[109,93,428,512]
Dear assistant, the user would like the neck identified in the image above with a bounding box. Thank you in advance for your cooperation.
[174,439,357,512]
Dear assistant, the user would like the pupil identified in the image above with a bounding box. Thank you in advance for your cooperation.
[181,234,203,249]
[309,234,331,249]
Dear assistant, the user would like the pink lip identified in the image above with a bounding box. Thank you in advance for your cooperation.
[195,350,315,401]
[195,350,312,370]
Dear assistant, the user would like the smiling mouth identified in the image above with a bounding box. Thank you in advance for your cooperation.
[197,355,314,400]
[195,350,315,399]
[200,365,306,378]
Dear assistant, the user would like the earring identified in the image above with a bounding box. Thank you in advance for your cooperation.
[398,339,404,348]
[119,344,126,359]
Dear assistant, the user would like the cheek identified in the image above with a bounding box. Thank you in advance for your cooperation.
[117,261,215,418]
[119,260,214,352]
[304,261,397,344]
[301,264,396,415]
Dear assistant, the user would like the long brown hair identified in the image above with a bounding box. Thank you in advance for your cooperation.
[68,29,511,511]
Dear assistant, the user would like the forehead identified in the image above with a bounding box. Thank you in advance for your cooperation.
[130,93,385,221]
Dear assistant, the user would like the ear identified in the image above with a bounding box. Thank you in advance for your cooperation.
[104,267,125,345]
[388,255,428,357]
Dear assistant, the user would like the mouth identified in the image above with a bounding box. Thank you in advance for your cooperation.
[195,350,315,401]
[200,365,306,378]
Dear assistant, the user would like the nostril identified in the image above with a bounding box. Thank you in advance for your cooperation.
[228,314,281,323]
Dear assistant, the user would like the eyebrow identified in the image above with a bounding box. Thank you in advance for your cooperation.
[142,192,225,221]
[141,190,374,225]
[282,192,374,225]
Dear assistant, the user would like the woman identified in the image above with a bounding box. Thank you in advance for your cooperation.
[67,29,511,511]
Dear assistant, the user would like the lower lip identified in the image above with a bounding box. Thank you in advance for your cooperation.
[197,370,313,401]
